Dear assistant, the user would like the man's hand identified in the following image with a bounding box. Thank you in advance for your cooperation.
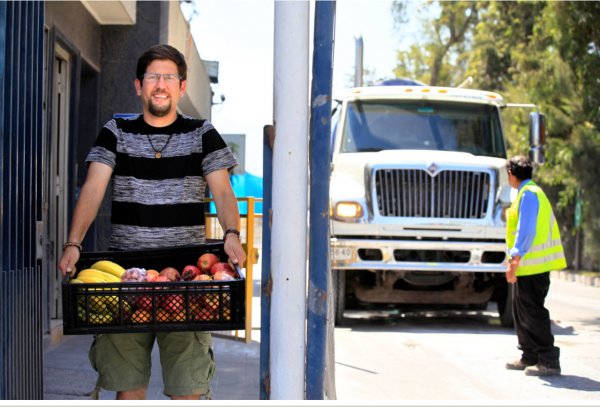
[505,257,519,284]
[58,246,80,278]
[224,234,246,270]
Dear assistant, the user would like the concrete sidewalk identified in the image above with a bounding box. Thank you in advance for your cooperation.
[43,325,261,400]
[44,264,264,400]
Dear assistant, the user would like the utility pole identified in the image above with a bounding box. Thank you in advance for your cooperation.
[270,0,310,399]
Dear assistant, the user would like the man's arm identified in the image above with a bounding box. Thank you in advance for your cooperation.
[506,190,539,283]
[58,162,113,277]
[206,169,247,267]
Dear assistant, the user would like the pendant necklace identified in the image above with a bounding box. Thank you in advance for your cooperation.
[147,134,174,159]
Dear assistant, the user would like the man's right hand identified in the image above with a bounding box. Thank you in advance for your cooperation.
[58,246,80,278]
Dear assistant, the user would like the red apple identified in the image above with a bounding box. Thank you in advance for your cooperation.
[210,261,234,276]
[181,265,201,281]
[213,270,235,281]
[197,253,219,274]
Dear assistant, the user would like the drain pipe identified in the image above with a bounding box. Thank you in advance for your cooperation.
[270,0,310,400]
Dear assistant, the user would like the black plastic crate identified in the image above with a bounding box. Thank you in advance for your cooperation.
[62,242,245,335]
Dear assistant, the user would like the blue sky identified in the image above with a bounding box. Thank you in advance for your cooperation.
[185,0,414,176]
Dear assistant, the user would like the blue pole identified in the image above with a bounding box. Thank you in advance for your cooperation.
[306,0,336,400]
[259,125,274,399]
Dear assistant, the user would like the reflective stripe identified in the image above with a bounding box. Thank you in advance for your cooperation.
[520,250,566,267]
[529,238,563,252]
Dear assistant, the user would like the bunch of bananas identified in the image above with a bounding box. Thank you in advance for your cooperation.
[72,260,127,324]
[71,260,125,284]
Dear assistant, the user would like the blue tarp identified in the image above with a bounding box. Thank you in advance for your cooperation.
[210,172,263,214]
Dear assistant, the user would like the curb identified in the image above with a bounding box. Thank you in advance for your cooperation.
[551,270,600,288]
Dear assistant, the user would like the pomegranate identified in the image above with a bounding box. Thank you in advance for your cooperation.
[181,265,201,281]
[146,269,159,282]
[213,270,235,281]
[159,267,180,281]
[192,274,212,281]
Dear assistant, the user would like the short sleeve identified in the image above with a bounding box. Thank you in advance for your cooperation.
[200,121,238,175]
[85,120,118,169]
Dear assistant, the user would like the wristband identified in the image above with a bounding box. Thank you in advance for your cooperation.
[62,241,82,252]
[223,228,240,242]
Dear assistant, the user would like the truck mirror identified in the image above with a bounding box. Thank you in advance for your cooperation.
[529,112,545,164]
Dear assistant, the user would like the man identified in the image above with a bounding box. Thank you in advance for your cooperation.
[504,155,566,377]
[58,44,246,400]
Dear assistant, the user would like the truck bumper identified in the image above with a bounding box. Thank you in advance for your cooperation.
[331,237,507,273]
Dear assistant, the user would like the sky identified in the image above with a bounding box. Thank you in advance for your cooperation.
[184,0,415,177]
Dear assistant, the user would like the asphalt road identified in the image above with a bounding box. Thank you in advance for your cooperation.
[333,277,600,402]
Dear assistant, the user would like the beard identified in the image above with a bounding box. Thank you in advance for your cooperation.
[147,98,172,117]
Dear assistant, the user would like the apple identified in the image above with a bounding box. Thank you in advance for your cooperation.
[197,253,219,274]
[210,261,234,276]
[181,265,201,281]
[213,270,235,281]
[146,269,159,282]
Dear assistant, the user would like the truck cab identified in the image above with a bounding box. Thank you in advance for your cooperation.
[330,85,544,326]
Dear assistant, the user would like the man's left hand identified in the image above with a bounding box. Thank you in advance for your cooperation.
[224,234,247,270]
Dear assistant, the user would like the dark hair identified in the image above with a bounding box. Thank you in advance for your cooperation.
[136,44,187,82]
[506,155,533,181]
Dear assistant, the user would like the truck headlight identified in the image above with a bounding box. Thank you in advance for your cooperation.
[333,201,363,221]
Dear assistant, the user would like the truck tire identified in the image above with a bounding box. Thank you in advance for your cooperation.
[334,270,347,326]
[497,285,514,328]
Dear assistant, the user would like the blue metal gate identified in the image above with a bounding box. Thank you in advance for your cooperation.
[0,1,45,400]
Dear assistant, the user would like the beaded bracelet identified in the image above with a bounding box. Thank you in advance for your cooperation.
[62,241,82,252]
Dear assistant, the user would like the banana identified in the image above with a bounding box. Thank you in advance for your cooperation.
[70,278,84,284]
[90,260,126,279]
[77,268,121,283]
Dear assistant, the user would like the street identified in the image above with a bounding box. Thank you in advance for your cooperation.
[333,276,600,401]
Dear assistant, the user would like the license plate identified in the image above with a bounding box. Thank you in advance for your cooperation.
[332,247,353,262]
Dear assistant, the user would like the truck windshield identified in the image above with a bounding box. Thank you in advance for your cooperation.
[340,100,505,158]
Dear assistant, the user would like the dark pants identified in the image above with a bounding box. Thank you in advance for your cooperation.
[512,272,560,368]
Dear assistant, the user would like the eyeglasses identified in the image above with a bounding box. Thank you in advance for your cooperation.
[142,73,181,84]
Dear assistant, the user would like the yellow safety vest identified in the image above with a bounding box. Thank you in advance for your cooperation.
[506,180,567,276]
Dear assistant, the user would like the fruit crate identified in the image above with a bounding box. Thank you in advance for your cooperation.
[62,242,245,335]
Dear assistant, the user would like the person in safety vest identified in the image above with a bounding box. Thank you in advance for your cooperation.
[504,155,566,377]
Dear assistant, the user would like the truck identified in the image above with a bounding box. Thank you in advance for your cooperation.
[329,83,545,327]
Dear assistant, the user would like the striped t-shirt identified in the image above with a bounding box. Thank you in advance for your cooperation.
[86,114,238,250]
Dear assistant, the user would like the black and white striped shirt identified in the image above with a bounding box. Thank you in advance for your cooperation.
[86,114,238,250]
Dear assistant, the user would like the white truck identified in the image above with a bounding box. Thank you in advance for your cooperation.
[329,84,545,327]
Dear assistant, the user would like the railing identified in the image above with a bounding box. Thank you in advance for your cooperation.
[205,197,263,343]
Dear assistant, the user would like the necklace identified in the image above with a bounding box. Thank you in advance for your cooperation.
[147,134,174,159]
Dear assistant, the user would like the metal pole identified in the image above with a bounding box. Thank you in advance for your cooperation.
[270,1,310,399]
[260,125,273,400]
[306,0,336,400]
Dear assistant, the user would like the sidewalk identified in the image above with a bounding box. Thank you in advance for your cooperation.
[44,269,263,400]
[43,327,260,400]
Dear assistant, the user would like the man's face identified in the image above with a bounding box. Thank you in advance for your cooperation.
[134,59,186,119]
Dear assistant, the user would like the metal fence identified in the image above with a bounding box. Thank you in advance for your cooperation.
[0,1,45,400]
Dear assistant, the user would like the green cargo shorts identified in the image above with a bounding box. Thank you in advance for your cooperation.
[89,331,215,397]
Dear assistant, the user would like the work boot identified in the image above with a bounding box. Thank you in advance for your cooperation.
[505,359,536,371]
[524,364,561,377]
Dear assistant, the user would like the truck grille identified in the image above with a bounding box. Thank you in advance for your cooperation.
[375,169,490,218]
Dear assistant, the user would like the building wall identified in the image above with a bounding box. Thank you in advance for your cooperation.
[45,1,101,70]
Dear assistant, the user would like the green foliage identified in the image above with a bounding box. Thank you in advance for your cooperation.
[392,0,600,269]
